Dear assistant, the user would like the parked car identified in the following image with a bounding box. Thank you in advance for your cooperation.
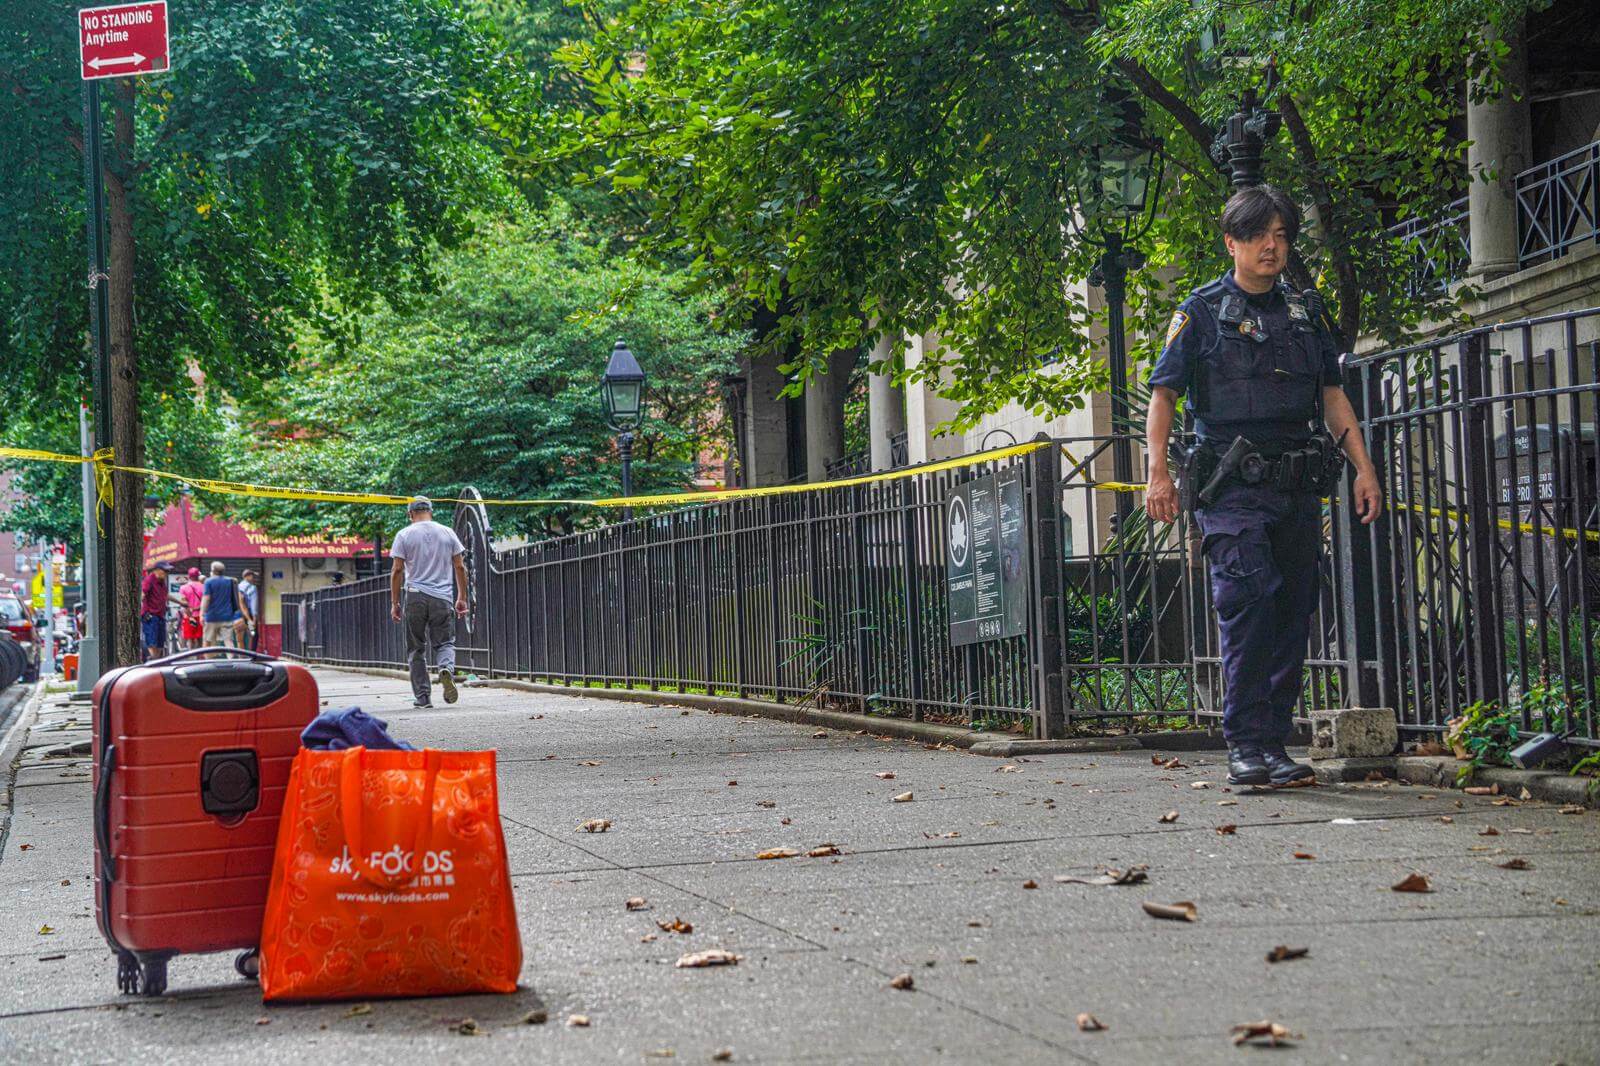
[0,593,41,682]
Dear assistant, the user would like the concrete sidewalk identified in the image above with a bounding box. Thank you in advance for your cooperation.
[0,667,1596,1064]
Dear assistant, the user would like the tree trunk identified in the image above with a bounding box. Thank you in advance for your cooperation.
[105,78,144,666]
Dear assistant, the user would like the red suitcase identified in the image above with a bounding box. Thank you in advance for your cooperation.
[93,648,318,995]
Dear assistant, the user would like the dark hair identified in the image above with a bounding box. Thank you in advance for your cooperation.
[1219,184,1299,243]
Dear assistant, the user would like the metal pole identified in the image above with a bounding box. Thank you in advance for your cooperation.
[39,539,56,677]
[1101,234,1134,523]
[619,430,634,521]
[82,80,114,682]
[76,405,101,694]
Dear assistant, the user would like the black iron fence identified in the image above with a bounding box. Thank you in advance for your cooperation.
[285,309,1600,748]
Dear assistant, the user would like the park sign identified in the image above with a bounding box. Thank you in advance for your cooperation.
[79,1,169,80]
[946,469,1030,646]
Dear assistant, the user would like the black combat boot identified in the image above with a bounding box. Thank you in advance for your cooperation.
[1262,747,1315,787]
[1227,747,1271,787]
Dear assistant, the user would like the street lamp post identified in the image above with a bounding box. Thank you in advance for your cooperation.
[602,339,647,517]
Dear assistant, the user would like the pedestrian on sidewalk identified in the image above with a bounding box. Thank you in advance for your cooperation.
[139,561,178,661]
[238,569,261,650]
[1143,184,1382,789]
[178,567,205,650]
[200,561,245,650]
[389,497,467,708]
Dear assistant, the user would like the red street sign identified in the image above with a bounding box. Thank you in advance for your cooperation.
[79,1,169,80]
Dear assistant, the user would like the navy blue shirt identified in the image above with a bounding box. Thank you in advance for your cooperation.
[1149,272,1341,446]
[202,575,240,623]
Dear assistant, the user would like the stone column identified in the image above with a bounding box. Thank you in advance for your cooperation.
[742,349,792,487]
[804,347,859,482]
[903,331,965,464]
[1466,22,1531,280]
[866,334,906,471]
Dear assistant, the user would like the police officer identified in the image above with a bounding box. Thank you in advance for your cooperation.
[1144,185,1383,788]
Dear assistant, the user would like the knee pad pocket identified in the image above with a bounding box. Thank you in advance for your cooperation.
[1204,530,1280,621]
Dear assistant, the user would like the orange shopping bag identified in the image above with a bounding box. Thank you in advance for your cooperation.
[259,746,522,1001]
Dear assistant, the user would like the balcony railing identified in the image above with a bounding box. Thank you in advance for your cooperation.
[1392,137,1600,295]
[824,450,870,480]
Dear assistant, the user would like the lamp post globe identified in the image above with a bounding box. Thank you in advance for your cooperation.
[602,339,647,507]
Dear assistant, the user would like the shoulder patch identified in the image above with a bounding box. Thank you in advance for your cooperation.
[1163,310,1190,348]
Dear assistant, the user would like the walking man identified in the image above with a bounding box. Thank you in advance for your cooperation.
[389,497,468,708]
[200,561,245,650]
[1144,184,1383,788]
[238,570,261,650]
[139,561,178,661]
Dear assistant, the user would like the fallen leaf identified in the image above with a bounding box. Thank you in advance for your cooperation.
[625,897,649,911]
[1558,805,1585,814]
[37,925,54,935]
[579,760,601,767]
[756,800,776,808]
[1293,851,1316,860]
[874,772,896,780]
[1496,858,1533,870]
[1391,872,1433,893]
[961,956,978,964]
[1265,945,1310,963]
[812,731,828,739]
[254,1017,271,1026]
[640,933,657,943]
[1162,758,1186,770]
[1022,880,1038,889]
[1479,825,1499,836]
[1159,810,1179,824]
[676,949,740,969]
[1141,900,1197,922]
[18,844,32,851]
[1190,781,1212,790]
[712,1051,733,1062]
[656,917,693,934]
[1508,827,1533,835]
[520,1009,549,1025]
[888,973,914,990]
[1151,754,1164,765]
[643,1050,674,1059]
[1055,865,1149,887]
[1438,816,1454,824]
[59,879,70,886]
[1491,797,1518,807]
[997,765,1022,774]
[1215,824,1238,835]
[1518,787,1532,801]
[580,819,612,833]
[727,781,737,787]
[1230,1020,1299,1047]
[344,1004,373,1018]
[892,792,914,803]
[1217,800,1239,807]
[454,1018,483,1036]
[756,847,798,860]
[807,844,841,858]
[780,817,792,825]
[1076,1013,1107,1032]
[567,1014,591,1027]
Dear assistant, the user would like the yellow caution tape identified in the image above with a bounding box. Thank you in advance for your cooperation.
[0,440,1051,510]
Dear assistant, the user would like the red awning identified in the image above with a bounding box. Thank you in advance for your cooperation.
[143,497,374,566]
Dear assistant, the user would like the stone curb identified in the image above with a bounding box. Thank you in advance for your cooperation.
[0,681,48,857]
[1311,753,1598,808]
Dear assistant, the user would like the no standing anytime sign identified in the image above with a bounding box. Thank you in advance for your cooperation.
[79,1,170,80]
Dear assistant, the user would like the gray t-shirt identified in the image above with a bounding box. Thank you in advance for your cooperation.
[390,520,465,602]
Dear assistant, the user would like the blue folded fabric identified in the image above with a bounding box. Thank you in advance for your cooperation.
[301,707,416,751]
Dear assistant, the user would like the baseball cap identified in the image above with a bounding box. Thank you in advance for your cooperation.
[187,567,201,579]
[408,496,433,514]
[155,561,174,571]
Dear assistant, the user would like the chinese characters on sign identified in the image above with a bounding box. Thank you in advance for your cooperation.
[79,1,170,80]
[946,469,1030,646]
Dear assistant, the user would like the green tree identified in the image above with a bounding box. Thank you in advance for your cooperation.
[549,0,1536,425]
[0,0,521,663]
[216,209,743,544]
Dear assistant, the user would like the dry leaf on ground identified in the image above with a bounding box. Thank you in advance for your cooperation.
[1159,810,1179,824]
[567,1014,591,1027]
[625,897,649,911]
[1215,824,1238,835]
[1162,758,1186,770]
[1497,858,1533,870]
[1558,805,1585,814]
[344,1004,373,1018]
[37,925,54,935]
[1463,784,1498,796]
[1492,797,1518,807]
[580,819,612,833]
[712,1051,732,1062]
[1142,900,1198,922]
[756,800,776,808]
[676,949,740,969]
[811,731,828,739]
[1479,825,1499,836]
[579,760,601,767]
[1438,816,1454,824]
[1055,865,1149,887]
[1230,1021,1298,1047]
[657,917,693,934]
[998,765,1022,773]
[1265,945,1309,963]
[1218,799,1239,807]
[1076,1013,1106,1032]
[1518,787,1533,800]
[520,1009,549,1025]
[1293,851,1316,860]
[874,772,896,779]
[756,847,799,860]
[1190,781,1212,790]
[888,973,915,990]
[1022,880,1038,889]
[1391,872,1433,893]
[454,1018,483,1036]
[807,844,841,858]
[640,933,657,943]
[892,792,915,803]
[727,780,738,787]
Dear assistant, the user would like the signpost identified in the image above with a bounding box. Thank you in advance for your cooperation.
[946,469,1030,646]
[79,2,169,80]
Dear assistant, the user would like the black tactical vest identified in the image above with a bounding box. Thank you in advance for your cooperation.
[1187,279,1322,426]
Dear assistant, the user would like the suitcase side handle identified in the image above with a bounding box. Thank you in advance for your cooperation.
[96,743,117,883]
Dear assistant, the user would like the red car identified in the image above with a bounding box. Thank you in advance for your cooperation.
[0,593,41,683]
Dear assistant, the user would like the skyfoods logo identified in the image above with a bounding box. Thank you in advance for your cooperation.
[330,845,454,881]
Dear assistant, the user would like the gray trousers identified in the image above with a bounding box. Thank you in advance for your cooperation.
[404,591,456,703]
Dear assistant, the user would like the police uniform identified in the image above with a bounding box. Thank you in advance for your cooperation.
[1150,272,1340,772]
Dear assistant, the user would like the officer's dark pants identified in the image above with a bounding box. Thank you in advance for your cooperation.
[1196,483,1323,751]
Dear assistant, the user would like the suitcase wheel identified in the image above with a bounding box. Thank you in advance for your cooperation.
[234,949,260,981]
[116,950,171,997]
